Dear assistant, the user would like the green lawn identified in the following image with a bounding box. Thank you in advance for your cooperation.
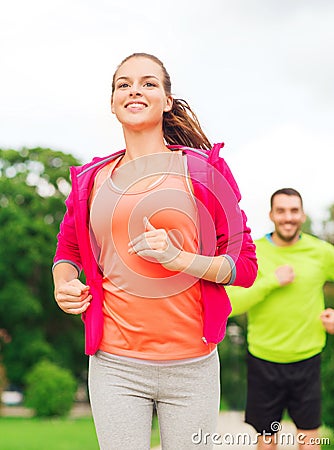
[0,416,160,449]
[0,414,332,449]
[322,427,334,449]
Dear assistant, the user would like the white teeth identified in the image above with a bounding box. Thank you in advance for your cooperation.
[127,103,144,107]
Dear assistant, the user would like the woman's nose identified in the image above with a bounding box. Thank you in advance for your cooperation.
[129,84,142,96]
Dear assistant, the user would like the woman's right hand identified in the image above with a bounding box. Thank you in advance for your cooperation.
[54,279,91,315]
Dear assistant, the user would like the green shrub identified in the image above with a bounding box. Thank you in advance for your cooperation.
[24,360,77,417]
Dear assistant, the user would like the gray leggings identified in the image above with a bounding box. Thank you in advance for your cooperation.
[88,350,220,450]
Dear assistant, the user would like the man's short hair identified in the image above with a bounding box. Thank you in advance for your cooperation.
[270,188,303,210]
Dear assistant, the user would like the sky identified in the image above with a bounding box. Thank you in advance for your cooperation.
[1,0,333,238]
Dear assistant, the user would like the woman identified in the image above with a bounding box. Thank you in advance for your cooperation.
[53,53,257,450]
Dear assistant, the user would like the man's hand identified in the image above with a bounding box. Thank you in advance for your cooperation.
[320,308,334,334]
[275,265,295,286]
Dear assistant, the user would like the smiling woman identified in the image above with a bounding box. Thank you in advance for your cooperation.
[52,52,257,450]
[111,57,172,133]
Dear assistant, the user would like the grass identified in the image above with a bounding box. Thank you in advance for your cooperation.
[0,415,161,449]
[1,413,332,449]
[322,426,334,449]
[151,414,160,448]
[0,417,99,450]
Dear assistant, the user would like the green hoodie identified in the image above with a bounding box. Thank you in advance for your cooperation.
[226,233,334,363]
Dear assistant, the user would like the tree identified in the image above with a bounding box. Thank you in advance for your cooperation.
[322,283,334,428]
[0,328,11,412]
[321,203,334,245]
[0,147,87,388]
[218,319,247,410]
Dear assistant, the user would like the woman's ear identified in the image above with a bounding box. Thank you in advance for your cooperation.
[164,96,173,113]
[111,96,115,114]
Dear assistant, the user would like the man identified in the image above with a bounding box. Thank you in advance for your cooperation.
[226,188,334,450]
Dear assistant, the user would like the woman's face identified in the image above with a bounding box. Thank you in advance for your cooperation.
[111,56,173,131]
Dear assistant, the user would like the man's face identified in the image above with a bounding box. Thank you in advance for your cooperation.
[269,194,306,244]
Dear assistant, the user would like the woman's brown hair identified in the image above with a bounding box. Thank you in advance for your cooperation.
[112,53,212,150]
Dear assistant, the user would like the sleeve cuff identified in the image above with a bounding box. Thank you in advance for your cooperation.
[223,254,236,285]
[52,259,81,277]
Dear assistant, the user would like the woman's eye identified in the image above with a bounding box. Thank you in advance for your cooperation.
[144,82,156,87]
[118,83,130,88]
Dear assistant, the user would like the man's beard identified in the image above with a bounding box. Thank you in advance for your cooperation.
[275,225,301,243]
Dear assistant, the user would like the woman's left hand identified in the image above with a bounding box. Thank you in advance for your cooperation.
[128,217,181,267]
[128,217,232,284]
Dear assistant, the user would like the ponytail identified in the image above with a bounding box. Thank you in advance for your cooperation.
[163,98,211,150]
